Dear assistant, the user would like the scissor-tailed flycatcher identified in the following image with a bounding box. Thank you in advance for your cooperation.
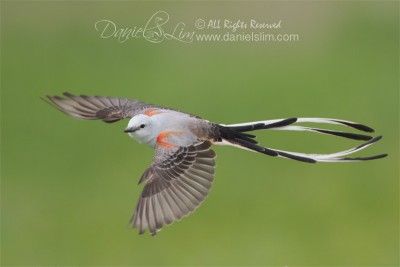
[45,93,387,236]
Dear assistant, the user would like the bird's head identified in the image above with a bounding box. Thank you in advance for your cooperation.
[124,115,155,145]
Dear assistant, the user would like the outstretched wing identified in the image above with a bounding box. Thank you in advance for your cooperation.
[45,92,157,123]
[130,141,216,236]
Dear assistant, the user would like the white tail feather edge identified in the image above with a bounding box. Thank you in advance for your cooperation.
[219,118,385,163]
[222,117,362,127]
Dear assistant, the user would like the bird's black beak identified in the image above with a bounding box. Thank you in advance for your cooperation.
[124,127,136,133]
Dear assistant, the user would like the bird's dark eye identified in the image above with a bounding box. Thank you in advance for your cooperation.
[140,124,146,129]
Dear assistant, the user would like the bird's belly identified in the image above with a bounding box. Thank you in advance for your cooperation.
[132,112,198,148]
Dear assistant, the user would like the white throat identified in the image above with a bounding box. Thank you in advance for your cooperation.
[126,115,159,147]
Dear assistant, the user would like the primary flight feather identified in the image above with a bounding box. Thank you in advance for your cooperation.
[45,92,387,236]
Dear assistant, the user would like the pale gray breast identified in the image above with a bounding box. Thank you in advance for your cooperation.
[151,111,201,147]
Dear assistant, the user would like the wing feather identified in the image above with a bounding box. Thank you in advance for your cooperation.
[130,141,216,235]
[45,92,155,123]
[45,93,202,123]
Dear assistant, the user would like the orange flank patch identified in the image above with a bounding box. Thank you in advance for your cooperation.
[156,131,181,148]
[144,108,163,117]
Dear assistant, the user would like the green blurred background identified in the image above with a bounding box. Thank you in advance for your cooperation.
[1,1,398,266]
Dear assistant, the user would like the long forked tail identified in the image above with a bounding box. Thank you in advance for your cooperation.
[218,118,387,163]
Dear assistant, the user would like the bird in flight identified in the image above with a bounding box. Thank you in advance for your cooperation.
[45,93,387,236]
